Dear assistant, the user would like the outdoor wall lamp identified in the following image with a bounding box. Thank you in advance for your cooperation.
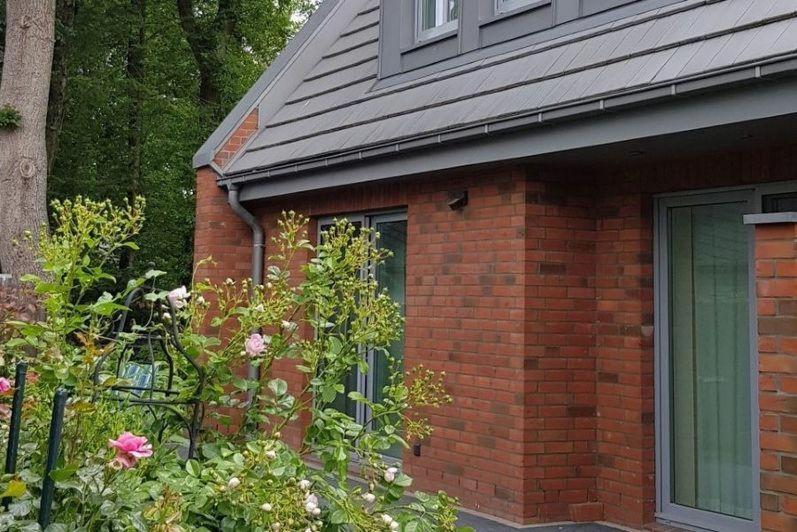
[447,190,468,210]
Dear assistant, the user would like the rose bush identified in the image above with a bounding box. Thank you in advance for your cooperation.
[0,197,468,531]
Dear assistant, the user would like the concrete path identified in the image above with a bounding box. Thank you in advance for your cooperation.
[456,513,625,532]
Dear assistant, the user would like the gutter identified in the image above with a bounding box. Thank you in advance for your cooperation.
[219,52,797,187]
[226,184,265,400]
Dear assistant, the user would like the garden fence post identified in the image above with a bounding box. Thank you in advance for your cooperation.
[38,388,68,528]
[2,362,27,509]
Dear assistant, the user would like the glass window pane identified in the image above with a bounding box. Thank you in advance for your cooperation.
[762,191,797,213]
[420,0,458,31]
[372,219,407,458]
[319,221,363,419]
[668,202,752,520]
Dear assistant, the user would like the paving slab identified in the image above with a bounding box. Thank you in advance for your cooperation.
[456,514,625,532]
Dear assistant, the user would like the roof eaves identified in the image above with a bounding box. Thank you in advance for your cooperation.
[218,51,797,187]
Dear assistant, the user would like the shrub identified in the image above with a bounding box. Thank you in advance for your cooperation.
[0,197,467,531]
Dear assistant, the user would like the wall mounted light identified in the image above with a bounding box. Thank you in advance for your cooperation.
[447,190,468,210]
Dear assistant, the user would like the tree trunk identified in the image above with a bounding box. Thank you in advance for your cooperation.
[46,0,78,173]
[175,0,237,127]
[0,0,56,278]
[121,0,145,271]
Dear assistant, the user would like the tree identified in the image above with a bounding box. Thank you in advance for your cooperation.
[0,0,56,277]
[45,0,79,174]
[175,0,305,126]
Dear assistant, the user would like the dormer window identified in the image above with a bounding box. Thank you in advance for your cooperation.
[379,0,684,83]
[418,0,459,40]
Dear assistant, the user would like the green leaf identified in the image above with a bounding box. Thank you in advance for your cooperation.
[268,378,288,397]
[50,465,78,482]
[145,269,166,279]
[347,391,366,403]
[330,508,348,524]
[0,480,26,498]
[185,459,201,477]
[9,499,31,517]
[393,473,413,487]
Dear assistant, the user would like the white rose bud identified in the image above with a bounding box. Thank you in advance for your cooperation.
[261,503,272,512]
[384,471,395,483]
[312,507,321,516]
[381,514,393,524]
[299,479,311,491]
[227,477,241,489]
[305,501,316,513]
[265,450,277,459]
[387,467,398,475]
[390,521,399,531]
[362,492,376,503]
[272,524,281,531]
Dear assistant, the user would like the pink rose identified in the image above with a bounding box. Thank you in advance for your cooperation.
[0,377,11,394]
[167,286,189,310]
[245,333,266,357]
[108,432,153,469]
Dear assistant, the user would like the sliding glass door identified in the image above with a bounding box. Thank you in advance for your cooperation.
[656,190,758,531]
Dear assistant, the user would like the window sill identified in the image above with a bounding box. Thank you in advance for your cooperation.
[744,212,797,225]
[481,0,550,27]
[403,27,458,53]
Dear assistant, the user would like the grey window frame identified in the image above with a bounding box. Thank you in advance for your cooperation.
[654,186,762,532]
[316,210,408,441]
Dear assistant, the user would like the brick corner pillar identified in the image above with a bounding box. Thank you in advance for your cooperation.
[749,215,797,532]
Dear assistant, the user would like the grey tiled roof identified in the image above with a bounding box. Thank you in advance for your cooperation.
[225,0,797,176]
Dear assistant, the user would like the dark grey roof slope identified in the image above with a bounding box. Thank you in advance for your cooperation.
[219,0,797,179]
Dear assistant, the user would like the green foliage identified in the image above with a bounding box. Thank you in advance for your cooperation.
[47,0,314,288]
[0,105,21,130]
[0,198,469,531]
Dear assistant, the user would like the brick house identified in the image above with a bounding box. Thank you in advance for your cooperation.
[192,1,797,530]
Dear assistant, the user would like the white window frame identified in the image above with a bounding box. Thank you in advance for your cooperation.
[317,210,408,431]
[416,0,458,41]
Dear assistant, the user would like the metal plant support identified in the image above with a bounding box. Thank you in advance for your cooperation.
[1,362,26,510]
[2,283,206,527]
[91,285,206,459]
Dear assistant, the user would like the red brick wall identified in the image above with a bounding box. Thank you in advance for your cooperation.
[523,177,599,522]
[213,110,259,168]
[754,221,797,532]
[254,169,531,521]
[593,182,656,527]
[195,129,797,527]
